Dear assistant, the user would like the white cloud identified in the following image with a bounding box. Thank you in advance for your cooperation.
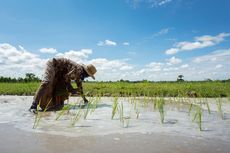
[180,64,189,68]
[55,49,92,63]
[146,62,164,71]
[193,48,230,63]
[88,58,133,81]
[215,64,223,69]
[89,58,133,71]
[165,48,179,55]
[40,48,57,54]
[123,42,130,46]
[1,43,230,81]
[97,39,117,46]
[128,0,173,8]
[0,43,46,78]
[166,56,182,65]
[165,33,230,55]
[157,0,172,6]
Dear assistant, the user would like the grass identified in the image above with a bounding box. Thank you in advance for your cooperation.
[1,81,230,97]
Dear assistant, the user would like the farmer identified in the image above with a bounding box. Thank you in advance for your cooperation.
[29,58,97,113]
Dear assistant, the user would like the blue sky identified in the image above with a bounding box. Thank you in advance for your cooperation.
[0,0,230,81]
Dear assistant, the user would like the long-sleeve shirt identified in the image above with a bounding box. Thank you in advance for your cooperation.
[52,58,84,95]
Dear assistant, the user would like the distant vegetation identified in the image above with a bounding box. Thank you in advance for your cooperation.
[0,73,229,97]
[0,73,40,83]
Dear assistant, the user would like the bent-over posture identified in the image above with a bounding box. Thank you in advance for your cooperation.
[29,58,97,112]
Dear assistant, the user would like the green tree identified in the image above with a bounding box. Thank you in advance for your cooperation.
[177,75,184,82]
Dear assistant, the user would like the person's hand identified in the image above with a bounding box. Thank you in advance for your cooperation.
[71,89,78,94]
[83,98,88,104]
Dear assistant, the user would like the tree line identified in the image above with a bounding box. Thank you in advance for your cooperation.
[0,73,41,82]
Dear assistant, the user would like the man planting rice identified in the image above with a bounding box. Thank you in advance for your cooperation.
[29,58,97,113]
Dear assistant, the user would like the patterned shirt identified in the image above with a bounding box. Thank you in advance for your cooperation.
[53,58,84,95]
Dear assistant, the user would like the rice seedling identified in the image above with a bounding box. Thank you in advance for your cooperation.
[133,97,138,111]
[71,108,83,126]
[192,105,202,131]
[136,109,140,119]
[90,96,100,114]
[33,99,42,129]
[206,101,211,114]
[119,102,124,123]
[33,98,53,129]
[143,95,148,108]
[188,103,193,116]
[55,104,73,120]
[111,97,119,119]
[156,97,165,124]
[216,98,224,119]
[84,101,92,119]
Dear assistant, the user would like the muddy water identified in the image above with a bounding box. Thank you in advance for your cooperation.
[0,96,230,153]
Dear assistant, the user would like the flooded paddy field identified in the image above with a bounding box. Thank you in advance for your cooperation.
[0,96,230,153]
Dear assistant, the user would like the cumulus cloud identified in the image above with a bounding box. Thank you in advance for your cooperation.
[55,49,92,63]
[97,39,117,46]
[89,58,133,71]
[1,43,230,81]
[165,33,230,55]
[193,48,230,63]
[87,58,133,81]
[166,56,182,65]
[40,48,57,54]
[0,43,46,78]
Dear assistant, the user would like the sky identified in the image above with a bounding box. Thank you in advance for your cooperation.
[0,0,230,81]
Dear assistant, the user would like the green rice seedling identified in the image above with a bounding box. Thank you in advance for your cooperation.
[192,105,202,131]
[156,97,165,124]
[143,95,148,108]
[89,97,97,114]
[206,101,211,114]
[71,108,83,126]
[216,98,224,119]
[33,99,43,129]
[55,104,73,120]
[153,97,157,110]
[188,103,193,116]
[136,109,140,119]
[33,98,53,129]
[84,101,93,119]
[118,101,124,124]
[111,97,119,119]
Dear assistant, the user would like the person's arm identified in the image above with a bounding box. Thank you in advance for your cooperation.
[75,79,88,103]
[65,81,77,94]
